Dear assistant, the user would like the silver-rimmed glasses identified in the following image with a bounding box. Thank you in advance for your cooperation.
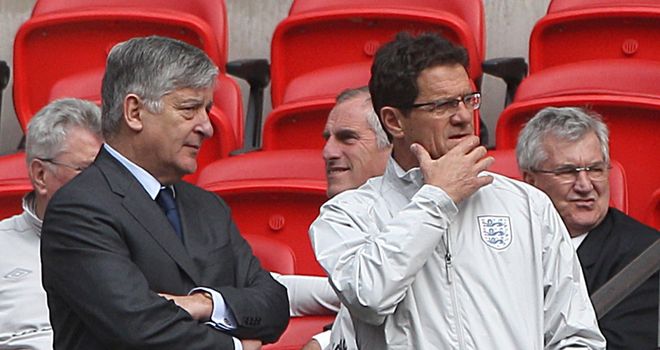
[410,92,481,116]
[531,162,611,183]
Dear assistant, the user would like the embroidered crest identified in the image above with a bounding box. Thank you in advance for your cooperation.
[478,216,512,250]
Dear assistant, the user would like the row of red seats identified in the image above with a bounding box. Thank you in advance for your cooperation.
[2,0,660,348]
[497,0,660,227]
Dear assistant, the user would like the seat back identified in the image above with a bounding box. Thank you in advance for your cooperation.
[262,315,336,350]
[496,60,657,224]
[243,234,296,275]
[646,189,660,230]
[197,150,328,276]
[30,0,227,66]
[0,152,32,220]
[270,0,484,107]
[486,149,628,214]
[530,0,660,73]
[262,98,336,150]
[14,0,238,133]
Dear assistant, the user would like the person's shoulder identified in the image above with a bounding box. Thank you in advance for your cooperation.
[175,181,228,208]
[327,175,385,207]
[608,207,660,241]
[0,212,24,230]
[0,212,29,242]
[481,171,550,203]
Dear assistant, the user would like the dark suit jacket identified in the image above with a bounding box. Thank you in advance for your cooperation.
[577,207,659,350]
[41,148,289,349]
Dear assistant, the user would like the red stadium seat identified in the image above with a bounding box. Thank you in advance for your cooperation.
[263,98,335,150]
[272,0,484,107]
[197,150,327,276]
[530,0,660,73]
[243,234,296,275]
[262,0,484,150]
[13,0,242,182]
[495,59,657,225]
[646,189,660,230]
[263,315,335,350]
[0,152,32,219]
[486,149,628,214]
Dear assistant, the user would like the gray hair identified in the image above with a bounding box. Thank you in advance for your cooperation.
[516,106,610,172]
[101,36,219,138]
[336,87,390,149]
[26,98,102,163]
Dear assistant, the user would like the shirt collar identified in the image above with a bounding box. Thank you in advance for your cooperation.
[22,192,42,236]
[389,157,424,187]
[103,143,162,200]
[385,157,425,200]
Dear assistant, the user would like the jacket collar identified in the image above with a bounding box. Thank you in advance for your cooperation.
[95,148,201,283]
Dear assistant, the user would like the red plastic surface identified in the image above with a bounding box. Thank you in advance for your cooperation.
[530,0,660,73]
[271,0,484,107]
[197,150,327,276]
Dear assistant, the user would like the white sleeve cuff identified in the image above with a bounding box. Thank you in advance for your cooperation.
[313,330,331,348]
[232,336,243,350]
[190,286,237,330]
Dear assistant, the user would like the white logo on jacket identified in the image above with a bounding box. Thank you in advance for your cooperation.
[478,216,512,250]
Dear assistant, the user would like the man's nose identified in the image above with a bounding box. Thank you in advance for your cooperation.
[195,108,214,139]
[572,170,594,193]
[323,137,341,161]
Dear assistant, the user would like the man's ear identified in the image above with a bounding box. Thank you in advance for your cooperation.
[29,159,48,196]
[123,94,144,132]
[381,107,405,140]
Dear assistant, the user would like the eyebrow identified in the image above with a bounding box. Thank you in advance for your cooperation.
[334,129,360,140]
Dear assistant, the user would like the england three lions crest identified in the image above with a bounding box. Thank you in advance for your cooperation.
[478,216,512,250]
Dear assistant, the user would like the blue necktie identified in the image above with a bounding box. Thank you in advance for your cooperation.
[156,187,184,243]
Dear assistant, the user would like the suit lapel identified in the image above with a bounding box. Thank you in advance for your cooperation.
[576,208,614,287]
[96,148,201,284]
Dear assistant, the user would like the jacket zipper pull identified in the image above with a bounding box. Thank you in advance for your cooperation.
[444,231,453,284]
[445,251,453,284]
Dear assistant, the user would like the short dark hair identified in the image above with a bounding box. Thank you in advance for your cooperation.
[368,31,468,121]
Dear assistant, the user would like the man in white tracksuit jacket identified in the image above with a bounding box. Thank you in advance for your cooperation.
[310,32,605,349]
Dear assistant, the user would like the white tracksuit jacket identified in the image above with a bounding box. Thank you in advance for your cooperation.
[311,158,605,350]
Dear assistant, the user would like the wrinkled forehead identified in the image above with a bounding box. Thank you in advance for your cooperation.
[325,97,372,132]
[541,132,605,166]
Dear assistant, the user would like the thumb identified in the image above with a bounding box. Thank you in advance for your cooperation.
[410,143,431,164]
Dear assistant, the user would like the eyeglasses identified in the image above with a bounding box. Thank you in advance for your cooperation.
[410,92,481,116]
[38,158,89,172]
[531,162,610,183]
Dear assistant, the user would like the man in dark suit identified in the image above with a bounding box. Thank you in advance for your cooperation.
[41,36,289,350]
[517,106,660,350]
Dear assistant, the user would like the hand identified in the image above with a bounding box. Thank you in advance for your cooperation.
[411,136,494,204]
[241,339,262,350]
[159,292,212,321]
[301,339,322,350]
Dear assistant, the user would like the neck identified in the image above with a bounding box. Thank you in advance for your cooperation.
[392,146,419,171]
[34,195,47,220]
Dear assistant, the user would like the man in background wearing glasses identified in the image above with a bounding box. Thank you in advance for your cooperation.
[518,106,659,350]
[0,98,103,350]
[310,32,605,349]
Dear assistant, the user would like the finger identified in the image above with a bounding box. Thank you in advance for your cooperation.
[474,156,495,173]
[449,135,480,155]
[410,143,431,164]
[465,145,488,163]
[475,174,494,188]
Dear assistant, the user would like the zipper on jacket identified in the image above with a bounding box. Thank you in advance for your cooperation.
[444,231,466,349]
[444,232,453,284]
